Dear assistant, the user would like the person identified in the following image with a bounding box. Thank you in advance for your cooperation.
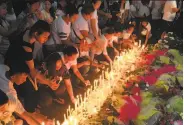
[161,0,179,37]
[38,52,76,109]
[150,0,165,37]
[119,24,136,49]
[0,65,53,125]
[40,0,53,24]
[5,20,59,112]
[59,45,91,87]
[70,4,95,44]
[55,0,67,17]
[16,0,42,32]
[119,0,130,24]
[43,4,79,58]
[89,0,102,40]
[90,29,115,64]
[0,0,17,56]
[138,19,151,46]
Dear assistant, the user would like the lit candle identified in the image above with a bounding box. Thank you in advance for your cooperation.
[139,40,141,47]
[41,122,45,125]
[57,121,60,125]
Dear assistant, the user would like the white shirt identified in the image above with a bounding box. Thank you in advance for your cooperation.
[58,52,77,70]
[45,16,71,45]
[71,12,89,43]
[137,2,150,17]
[91,35,108,59]
[89,9,99,34]
[0,65,25,115]
[163,0,177,22]
[122,30,131,40]
[151,1,164,19]
[141,23,151,36]
[56,10,65,17]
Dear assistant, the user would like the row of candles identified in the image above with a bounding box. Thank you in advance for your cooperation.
[60,42,145,125]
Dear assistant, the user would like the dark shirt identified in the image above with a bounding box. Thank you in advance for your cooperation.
[5,33,34,73]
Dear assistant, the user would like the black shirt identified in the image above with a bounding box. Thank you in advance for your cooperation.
[5,32,34,73]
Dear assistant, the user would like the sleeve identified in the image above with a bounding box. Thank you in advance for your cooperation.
[147,23,151,32]
[23,49,33,61]
[56,18,68,40]
[15,99,25,114]
[171,1,177,8]
[78,20,89,31]
[91,10,97,19]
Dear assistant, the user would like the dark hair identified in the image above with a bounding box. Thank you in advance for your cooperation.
[65,3,78,16]
[63,45,78,56]
[92,0,101,4]
[0,0,6,6]
[105,28,115,34]
[81,4,95,15]
[0,89,8,106]
[25,0,39,5]
[127,24,135,29]
[9,64,29,77]
[45,52,61,77]
[29,20,50,37]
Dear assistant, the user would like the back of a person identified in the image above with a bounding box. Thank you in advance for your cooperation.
[163,0,177,22]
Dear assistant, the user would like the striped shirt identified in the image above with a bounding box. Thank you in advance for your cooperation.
[45,16,71,45]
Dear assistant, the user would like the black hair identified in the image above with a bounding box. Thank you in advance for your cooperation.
[65,3,78,17]
[0,89,8,106]
[63,45,78,56]
[0,0,6,6]
[9,64,29,77]
[127,24,135,29]
[25,0,39,5]
[45,52,61,77]
[29,20,50,37]
[92,0,101,4]
[105,28,115,34]
[81,4,95,15]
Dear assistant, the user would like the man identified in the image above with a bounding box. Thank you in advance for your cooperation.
[58,46,91,87]
[43,4,79,57]
[161,0,179,37]
[70,4,95,43]
[0,65,53,125]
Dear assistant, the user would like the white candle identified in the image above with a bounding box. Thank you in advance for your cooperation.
[41,122,45,125]
[57,121,60,125]
[139,40,141,47]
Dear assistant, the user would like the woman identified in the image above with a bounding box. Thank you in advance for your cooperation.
[40,0,53,24]
[138,19,152,46]
[39,52,74,109]
[5,20,59,112]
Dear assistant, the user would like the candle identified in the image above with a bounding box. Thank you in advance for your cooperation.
[139,40,141,47]
[57,121,60,125]
[41,122,45,125]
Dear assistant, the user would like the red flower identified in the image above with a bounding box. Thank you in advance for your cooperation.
[140,75,157,85]
[154,49,168,56]
[119,96,141,123]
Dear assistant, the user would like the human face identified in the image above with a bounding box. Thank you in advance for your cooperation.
[35,32,50,44]
[128,27,134,34]
[0,3,7,17]
[66,54,78,62]
[11,73,28,85]
[45,1,51,11]
[0,103,11,121]
[142,21,148,27]
[30,2,40,13]
[70,14,79,23]
[93,1,101,10]
[56,60,62,71]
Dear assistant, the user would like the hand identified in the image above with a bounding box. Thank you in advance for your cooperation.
[71,97,76,104]
[14,119,23,125]
[48,79,59,90]
[84,80,91,86]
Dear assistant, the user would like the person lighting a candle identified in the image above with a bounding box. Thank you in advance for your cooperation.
[0,64,53,125]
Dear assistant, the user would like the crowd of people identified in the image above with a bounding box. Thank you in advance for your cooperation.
[0,0,182,124]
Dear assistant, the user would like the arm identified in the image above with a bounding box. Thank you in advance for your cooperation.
[0,25,16,37]
[17,111,40,125]
[172,8,179,13]
[103,54,112,64]
[64,79,75,102]
[144,31,150,46]
[98,10,112,18]
[90,19,99,39]
[71,65,86,85]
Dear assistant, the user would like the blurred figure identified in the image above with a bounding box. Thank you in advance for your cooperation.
[40,0,53,24]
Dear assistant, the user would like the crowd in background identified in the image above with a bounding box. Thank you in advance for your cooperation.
[0,0,182,124]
